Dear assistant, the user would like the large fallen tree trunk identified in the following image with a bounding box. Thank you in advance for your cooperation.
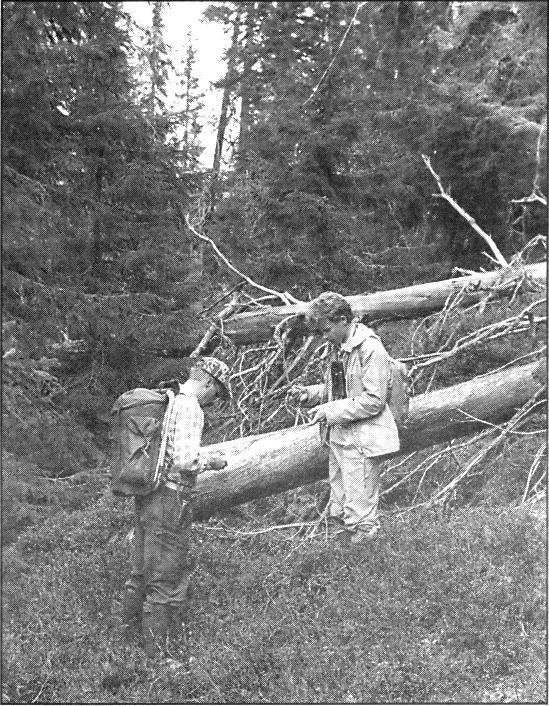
[44,262,545,359]
[223,262,546,346]
[194,359,546,520]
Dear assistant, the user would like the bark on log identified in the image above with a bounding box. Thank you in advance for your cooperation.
[44,262,545,359]
[193,359,546,520]
[223,262,546,346]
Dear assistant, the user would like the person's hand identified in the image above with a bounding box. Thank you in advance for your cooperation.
[206,454,227,471]
[307,404,329,424]
[289,385,309,405]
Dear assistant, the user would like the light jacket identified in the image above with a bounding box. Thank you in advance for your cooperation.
[306,323,400,457]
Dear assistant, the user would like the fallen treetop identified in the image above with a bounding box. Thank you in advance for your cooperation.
[222,262,546,346]
[194,358,546,520]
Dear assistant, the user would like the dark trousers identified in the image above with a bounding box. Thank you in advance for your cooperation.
[126,484,193,613]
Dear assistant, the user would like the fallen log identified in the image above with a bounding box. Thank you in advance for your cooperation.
[45,262,545,359]
[223,262,546,346]
[194,359,546,520]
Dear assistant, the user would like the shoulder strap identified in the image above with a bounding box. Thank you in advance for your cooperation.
[153,389,176,485]
[387,357,394,393]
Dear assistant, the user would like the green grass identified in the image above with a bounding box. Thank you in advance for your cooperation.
[2,494,546,703]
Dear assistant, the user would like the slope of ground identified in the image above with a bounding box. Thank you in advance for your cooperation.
[2,492,546,704]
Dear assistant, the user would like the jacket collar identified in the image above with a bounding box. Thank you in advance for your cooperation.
[340,322,375,353]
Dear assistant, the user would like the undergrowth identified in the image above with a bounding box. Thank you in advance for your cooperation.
[2,492,546,704]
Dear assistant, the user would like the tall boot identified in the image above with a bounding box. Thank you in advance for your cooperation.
[121,587,144,626]
[142,604,171,659]
[169,603,189,648]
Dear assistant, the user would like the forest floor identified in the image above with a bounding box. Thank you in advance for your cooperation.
[2,478,546,704]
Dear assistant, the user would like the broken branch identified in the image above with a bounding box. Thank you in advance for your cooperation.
[185,214,302,306]
[422,154,509,267]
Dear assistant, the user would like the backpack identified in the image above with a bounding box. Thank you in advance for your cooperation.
[110,387,175,497]
[387,358,412,426]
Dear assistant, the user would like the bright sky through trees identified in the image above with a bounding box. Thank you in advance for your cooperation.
[125,1,228,166]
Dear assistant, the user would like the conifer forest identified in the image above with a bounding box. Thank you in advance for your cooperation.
[2,2,547,703]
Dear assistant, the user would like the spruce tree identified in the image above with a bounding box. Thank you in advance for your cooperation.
[176,27,205,170]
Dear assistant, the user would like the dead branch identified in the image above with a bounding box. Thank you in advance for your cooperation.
[271,335,316,391]
[408,299,546,374]
[190,293,242,358]
[303,1,366,106]
[521,441,547,502]
[185,214,302,306]
[422,154,509,267]
[512,114,547,207]
[381,430,493,499]
[427,388,546,508]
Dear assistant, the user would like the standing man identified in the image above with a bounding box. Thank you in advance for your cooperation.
[121,357,231,658]
[292,292,399,543]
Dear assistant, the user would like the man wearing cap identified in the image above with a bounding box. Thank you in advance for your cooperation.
[122,356,231,659]
[291,293,399,544]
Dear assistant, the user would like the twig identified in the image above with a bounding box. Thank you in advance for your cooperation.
[511,192,547,207]
[456,408,546,436]
[474,347,547,379]
[528,469,547,500]
[428,390,545,507]
[381,431,492,498]
[511,115,547,207]
[410,301,546,373]
[190,293,241,358]
[303,2,366,106]
[202,520,318,537]
[185,214,302,305]
[273,314,299,344]
[200,283,243,316]
[522,441,547,503]
[422,154,508,267]
[271,335,316,391]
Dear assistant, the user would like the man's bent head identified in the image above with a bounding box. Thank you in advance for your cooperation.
[190,356,232,402]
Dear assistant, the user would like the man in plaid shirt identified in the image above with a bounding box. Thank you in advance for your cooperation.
[122,357,231,659]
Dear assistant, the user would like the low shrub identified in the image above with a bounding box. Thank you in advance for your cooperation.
[2,495,545,703]
[1,451,108,545]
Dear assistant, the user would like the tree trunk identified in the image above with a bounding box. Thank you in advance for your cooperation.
[222,262,546,346]
[210,12,240,208]
[193,359,546,519]
[44,261,545,359]
[534,114,547,196]
[91,155,104,271]
[236,5,255,170]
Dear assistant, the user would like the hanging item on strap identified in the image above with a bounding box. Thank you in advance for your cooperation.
[387,359,412,426]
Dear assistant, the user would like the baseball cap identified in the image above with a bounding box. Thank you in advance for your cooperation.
[192,356,232,400]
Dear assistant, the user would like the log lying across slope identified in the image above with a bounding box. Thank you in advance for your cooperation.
[194,359,546,520]
[223,262,546,346]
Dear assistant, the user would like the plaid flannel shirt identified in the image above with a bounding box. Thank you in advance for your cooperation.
[163,392,205,485]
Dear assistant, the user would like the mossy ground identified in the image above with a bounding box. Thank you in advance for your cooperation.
[2,491,546,704]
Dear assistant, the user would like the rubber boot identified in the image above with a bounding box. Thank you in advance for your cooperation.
[170,602,189,631]
[169,603,190,648]
[142,604,170,659]
[121,587,144,626]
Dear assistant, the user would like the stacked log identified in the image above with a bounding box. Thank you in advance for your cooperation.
[194,359,546,519]
[223,262,546,346]
[45,262,545,357]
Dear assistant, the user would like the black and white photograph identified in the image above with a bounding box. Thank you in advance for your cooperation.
[2,1,547,703]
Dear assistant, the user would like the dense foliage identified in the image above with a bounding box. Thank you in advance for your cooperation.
[203,1,547,289]
[2,1,209,472]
